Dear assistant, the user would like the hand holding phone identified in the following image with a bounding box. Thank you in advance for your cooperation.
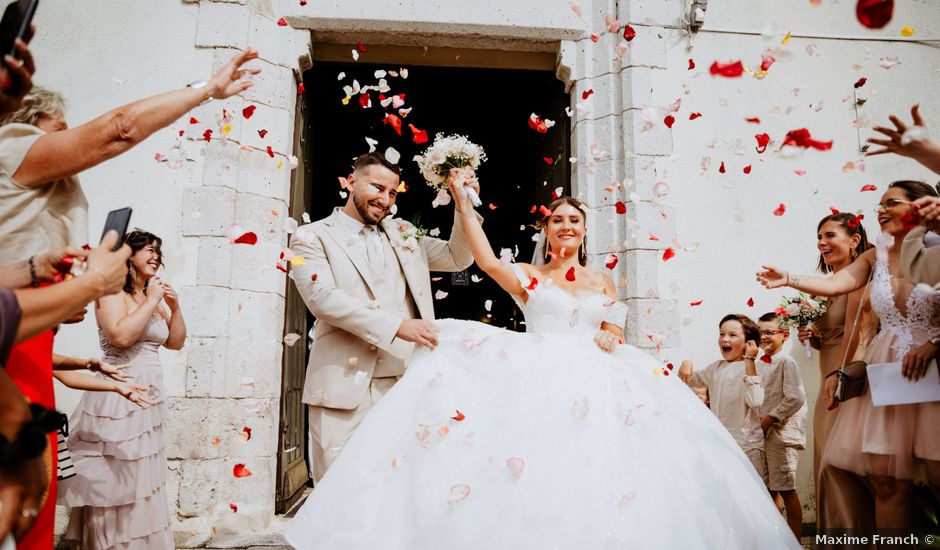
[0,1,37,58]
[101,207,133,251]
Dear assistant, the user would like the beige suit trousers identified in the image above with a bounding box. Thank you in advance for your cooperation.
[307,376,399,482]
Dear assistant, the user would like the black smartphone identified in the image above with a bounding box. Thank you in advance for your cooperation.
[0,0,37,58]
[101,207,132,251]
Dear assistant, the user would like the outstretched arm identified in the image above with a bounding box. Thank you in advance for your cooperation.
[757,248,875,297]
[866,104,940,175]
[447,171,526,298]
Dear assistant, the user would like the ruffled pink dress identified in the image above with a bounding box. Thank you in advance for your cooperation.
[823,257,940,480]
[59,316,172,549]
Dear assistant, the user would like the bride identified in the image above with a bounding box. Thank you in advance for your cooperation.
[285,170,799,549]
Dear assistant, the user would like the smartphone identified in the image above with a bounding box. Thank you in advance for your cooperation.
[101,207,132,251]
[0,0,38,58]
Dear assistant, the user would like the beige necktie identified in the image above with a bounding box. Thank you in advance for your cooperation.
[362,225,384,281]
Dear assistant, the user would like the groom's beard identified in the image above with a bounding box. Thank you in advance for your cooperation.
[354,193,389,225]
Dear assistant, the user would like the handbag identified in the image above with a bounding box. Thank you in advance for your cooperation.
[826,271,873,403]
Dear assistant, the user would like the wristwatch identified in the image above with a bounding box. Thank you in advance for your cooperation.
[187,79,213,104]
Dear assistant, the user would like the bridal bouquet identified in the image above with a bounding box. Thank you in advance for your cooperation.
[776,293,829,358]
[414,133,487,207]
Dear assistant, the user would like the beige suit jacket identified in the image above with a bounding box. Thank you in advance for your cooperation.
[900,226,940,290]
[290,209,477,410]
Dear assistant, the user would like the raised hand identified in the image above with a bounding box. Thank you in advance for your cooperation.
[145,277,166,303]
[744,340,760,359]
[910,196,940,233]
[162,282,180,312]
[866,105,940,175]
[85,231,133,295]
[756,265,788,289]
[31,245,89,283]
[207,49,261,100]
[0,33,36,116]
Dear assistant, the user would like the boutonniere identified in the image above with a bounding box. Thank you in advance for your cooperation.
[393,215,428,252]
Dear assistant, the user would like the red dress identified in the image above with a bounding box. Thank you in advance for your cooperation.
[7,330,56,550]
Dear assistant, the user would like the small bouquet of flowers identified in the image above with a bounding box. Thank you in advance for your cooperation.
[414,133,487,207]
[775,293,829,358]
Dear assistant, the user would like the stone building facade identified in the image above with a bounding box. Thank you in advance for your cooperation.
[35,0,939,544]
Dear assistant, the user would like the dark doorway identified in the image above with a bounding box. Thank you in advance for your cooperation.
[301,61,571,328]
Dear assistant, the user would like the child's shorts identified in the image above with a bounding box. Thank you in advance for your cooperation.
[745,447,769,485]
[765,428,800,491]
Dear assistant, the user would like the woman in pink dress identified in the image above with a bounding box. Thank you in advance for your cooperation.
[59,231,186,548]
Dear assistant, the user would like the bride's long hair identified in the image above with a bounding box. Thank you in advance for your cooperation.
[533,196,588,267]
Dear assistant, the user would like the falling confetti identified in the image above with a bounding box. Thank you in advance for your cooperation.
[773,203,787,216]
[662,248,676,261]
[623,25,636,41]
[506,457,525,479]
[242,105,256,119]
[283,333,302,346]
[233,464,252,478]
[856,0,894,29]
[276,17,288,26]
[709,60,744,78]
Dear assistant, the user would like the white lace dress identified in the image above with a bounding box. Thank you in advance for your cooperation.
[285,271,799,550]
[823,257,940,479]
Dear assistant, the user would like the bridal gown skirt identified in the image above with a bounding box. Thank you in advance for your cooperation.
[286,319,799,550]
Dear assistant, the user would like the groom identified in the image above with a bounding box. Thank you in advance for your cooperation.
[289,152,480,481]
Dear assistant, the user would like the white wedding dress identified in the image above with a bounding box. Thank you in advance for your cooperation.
[286,270,799,550]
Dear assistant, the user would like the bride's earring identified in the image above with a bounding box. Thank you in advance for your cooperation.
[579,236,588,264]
[850,246,858,260]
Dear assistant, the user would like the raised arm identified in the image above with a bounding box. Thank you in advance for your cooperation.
[52,370,151,408]
[11,50,260,188]
[757,248,875,297]
[446,172,526,298]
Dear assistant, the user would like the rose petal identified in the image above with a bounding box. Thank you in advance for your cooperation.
[233,464,252,477]
[773,203,787,216]
[506,457,525,479]
[283,333,302,346]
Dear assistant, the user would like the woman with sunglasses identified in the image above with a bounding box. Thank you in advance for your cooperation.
[758,181,940,534]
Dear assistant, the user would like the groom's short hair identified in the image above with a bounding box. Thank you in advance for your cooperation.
[353,152,400,178]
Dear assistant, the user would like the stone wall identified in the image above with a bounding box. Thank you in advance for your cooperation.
[34,0,940,542]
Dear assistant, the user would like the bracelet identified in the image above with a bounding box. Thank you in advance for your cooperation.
[0,404,65,468]
[784,272,790,287]
[743,355,757,361]
[27,256,39,288]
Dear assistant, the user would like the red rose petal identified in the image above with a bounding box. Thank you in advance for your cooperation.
[605,254,619,270]
[189,117,199,124]
[664,115,675,128]
[543,157,554,165]
[719,161,726,174]
[258,129,268,138]
[582,89,594,100]
[242,426,252,440]
[747,297,755,307]
[743,165,752,174]
[178,130,185,137]
[688,58,695,70]
[900,210,921,230]
[745,117,761,124]
[358,93,371,108]
[847,214,865,228]
[276,263,288,273]
[300,0,307,4]
[297,82,305,95]
[356,41,368,52]
[856,0,893,29]
[755,133,770,153]
[408,123,428,144]
[266,146,275,158]
[383,114,402,135]
[525,277,539,291]
[234,232,258,245]
[233,464,252,477]
[773,203,786,216]
[662,247,676,261]
[276,17,288,26]
[689,112,702,120]
[203,129,213,142]
[590,33,600,42]
[451,410,465,421]
[615,201,627,214]
[565,267,576,281]
[538,205,553,217]
[311,273,318,282]
[242,105,256,119]
[690,300,703,306]
[782,128,833,150]
[853,77,868,89]
[623,25,636,41]
[830,207,841,214]
[860,184,878,192]
[709,60,744,78]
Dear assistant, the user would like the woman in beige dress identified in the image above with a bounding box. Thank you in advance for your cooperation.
[799,214,876,481]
